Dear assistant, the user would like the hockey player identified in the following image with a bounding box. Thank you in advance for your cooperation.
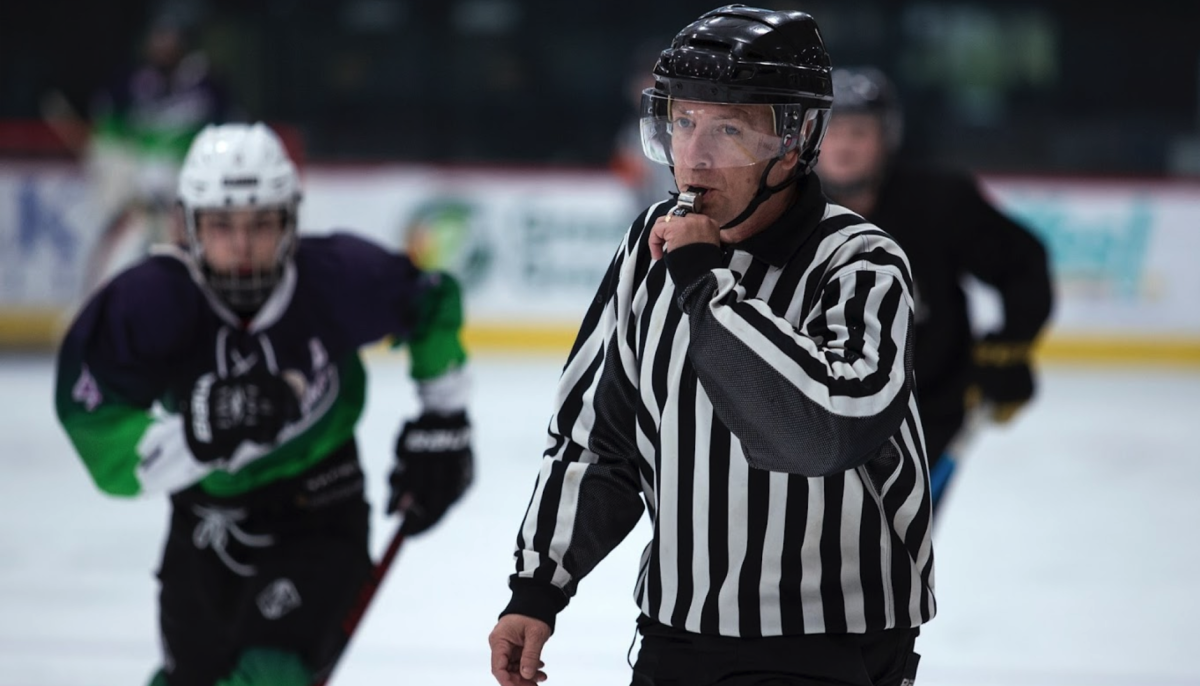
[54,123,473,686]
[817,67,1054,512]
[83,13,237,289]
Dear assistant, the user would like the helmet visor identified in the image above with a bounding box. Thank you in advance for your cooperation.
[639,91,790,169]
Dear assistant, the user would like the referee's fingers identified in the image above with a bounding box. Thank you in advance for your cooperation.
[649,218,669,259]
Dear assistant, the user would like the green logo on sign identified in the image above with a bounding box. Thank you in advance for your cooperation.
[401,199,492,290]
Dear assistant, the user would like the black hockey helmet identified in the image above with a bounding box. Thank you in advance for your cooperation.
[831,66,904,151]
[642,4,834,174]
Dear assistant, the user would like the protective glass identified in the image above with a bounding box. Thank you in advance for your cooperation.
[640,91,788,169]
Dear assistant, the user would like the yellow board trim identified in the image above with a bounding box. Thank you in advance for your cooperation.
[1036,336,1200,366]
[4,309,1200,366]
[0,309,68,349]
[466,326,1200,366]
[462,325,578,354]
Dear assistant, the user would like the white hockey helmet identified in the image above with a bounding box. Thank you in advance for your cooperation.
[177,122,302,314]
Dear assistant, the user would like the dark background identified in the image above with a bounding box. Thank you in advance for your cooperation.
[3,0,1198,173]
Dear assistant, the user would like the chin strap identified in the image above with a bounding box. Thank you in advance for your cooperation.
[720,158,799,230]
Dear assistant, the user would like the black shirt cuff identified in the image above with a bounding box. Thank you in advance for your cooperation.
[664,242,722,290]
[500,577,570,633]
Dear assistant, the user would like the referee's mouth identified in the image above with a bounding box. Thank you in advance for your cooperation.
[679,183,715,200]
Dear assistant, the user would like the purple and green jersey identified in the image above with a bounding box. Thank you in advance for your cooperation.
[55,233,466,498]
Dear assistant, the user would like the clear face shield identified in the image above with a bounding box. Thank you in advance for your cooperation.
[639,91,795,170]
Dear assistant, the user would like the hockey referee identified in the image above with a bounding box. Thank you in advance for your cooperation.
[489,6,935,686]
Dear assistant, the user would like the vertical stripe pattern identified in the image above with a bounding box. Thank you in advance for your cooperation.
[512,194,936,637]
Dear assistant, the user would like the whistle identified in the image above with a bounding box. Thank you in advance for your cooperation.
[670,187,705,217]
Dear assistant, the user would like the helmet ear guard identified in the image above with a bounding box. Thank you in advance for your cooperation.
[773,103,830,173]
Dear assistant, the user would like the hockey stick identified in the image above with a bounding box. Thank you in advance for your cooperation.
[312,518,408,686]
[39,89,90,158]
[930,406,989,518]
[38,88,167,290]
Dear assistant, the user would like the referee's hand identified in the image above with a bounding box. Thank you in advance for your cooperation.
[649,211,720,260]
[489,615,551,685]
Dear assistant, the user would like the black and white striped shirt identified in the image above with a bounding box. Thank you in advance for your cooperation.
[502,176,936,637]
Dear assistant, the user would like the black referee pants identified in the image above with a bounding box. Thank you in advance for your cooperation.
[631,616,920,686]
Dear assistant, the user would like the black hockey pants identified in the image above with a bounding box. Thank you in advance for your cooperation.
[156,441,373,686]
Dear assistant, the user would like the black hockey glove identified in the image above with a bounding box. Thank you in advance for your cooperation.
[388,411,473,536]
[180,369,301,464]
[969,334,1036,424]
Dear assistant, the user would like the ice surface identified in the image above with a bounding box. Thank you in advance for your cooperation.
[1,353,1197,686]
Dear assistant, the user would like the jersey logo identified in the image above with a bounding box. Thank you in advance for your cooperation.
[71,365,103,412]
[257,577,303,620]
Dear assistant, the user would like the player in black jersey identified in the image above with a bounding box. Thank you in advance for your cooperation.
[818,67,1054,513]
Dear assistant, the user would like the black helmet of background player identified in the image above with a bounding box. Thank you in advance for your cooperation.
[831,66,904,152]
[819,67,904,199]
[639,4,833,229]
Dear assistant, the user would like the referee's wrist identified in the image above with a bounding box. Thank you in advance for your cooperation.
[500,577,569,633]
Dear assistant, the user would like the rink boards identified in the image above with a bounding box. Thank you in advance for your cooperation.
[1,161,1198,364]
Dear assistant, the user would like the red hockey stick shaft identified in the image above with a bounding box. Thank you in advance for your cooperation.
[313,520,408,686]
